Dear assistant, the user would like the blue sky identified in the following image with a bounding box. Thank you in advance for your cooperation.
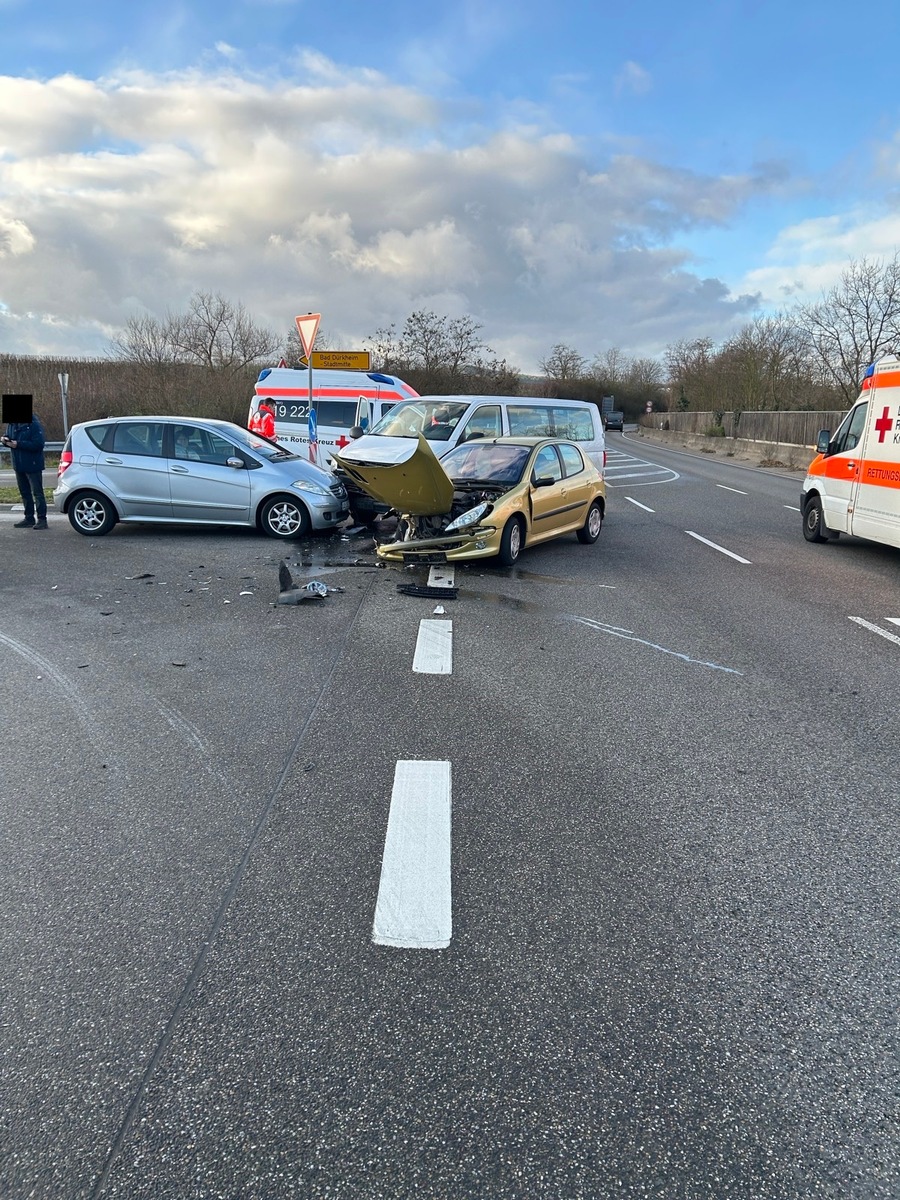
[3,0,900,372]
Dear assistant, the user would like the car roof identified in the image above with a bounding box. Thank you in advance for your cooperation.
[448,436,574,449]
[403,395,596,407]
[78,416,242,432]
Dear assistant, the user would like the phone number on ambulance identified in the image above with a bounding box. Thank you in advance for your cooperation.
[273,403,309,420]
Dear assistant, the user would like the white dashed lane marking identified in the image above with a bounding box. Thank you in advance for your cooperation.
[849,617,900,647]
[625,497,655,512]
[413,620,453,674]
[372,760,452,950]
[604,450,679,487]
[686,531,751,564]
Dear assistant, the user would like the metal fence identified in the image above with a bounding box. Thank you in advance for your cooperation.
[640,410,847,446]
[0,441,63,464]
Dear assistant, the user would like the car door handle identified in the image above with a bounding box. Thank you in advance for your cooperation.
[103,457,124,465]
[847,461,857,471]
[170,465,190,473]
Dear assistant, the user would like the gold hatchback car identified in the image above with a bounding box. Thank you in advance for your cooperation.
[334,433,606,565]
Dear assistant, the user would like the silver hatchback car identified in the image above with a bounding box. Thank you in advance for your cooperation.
[55,416,349,539]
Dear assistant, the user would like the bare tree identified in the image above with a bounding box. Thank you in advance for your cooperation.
[796,255,900,404]
[365,310,515,393]
[540,344,586,383]
[664,338,717,411]
[590,347,629,385]
[364,323,403,375]
[109,292,281,419]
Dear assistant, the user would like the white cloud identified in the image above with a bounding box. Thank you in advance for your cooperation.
[737,208,900,307]
[0,60,792,368]
[614,61,652,97]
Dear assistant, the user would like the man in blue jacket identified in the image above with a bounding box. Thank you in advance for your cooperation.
[2,412,47,529]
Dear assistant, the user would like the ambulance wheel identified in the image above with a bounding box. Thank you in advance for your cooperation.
[802,495,828,543]
[260,495,311,540]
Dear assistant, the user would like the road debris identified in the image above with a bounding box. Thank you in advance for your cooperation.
[397,583,459,599]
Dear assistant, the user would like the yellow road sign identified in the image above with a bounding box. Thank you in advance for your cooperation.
[302,350,371,370]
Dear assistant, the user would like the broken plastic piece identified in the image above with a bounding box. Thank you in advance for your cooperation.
[396,584,459,599]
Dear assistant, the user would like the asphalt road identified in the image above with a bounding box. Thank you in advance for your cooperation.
[1,435,898,1199]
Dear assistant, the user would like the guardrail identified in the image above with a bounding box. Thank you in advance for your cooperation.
[0,441,64,461]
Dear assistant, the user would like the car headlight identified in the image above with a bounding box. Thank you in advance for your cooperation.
[292,479,331,496]
[445,501,491,532]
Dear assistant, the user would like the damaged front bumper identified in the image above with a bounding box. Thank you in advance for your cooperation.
[376,525,499,563]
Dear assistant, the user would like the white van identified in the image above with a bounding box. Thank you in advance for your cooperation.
[802,355,900,549]
[341,393,606,523]
[249,367,419,463]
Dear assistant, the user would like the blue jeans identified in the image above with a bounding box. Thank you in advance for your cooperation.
[15,470,47,521]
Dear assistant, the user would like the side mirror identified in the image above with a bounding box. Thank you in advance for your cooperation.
[349,426,364,440]
[226,456,245,469]
[532,475,554,488]
[815,430,831,455]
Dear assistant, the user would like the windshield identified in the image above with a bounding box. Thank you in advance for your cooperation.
[368,400,470,442]
[440,442,531,485]
[228,426,301,462]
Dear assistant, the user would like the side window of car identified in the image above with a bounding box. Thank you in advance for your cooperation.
[195,430,238,466]
[460,405,502,442]
[558,409,595,441]
[532,445,563,483]
[113,422,165,457]
[833,402,868,453]
[559,444,586,476]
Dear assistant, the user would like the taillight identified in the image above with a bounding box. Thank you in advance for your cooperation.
[58,450,73,477]
[603,449,607,468]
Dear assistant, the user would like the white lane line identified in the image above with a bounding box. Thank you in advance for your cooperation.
[888,618,900,627]
[625,497,656,512]
[717,484,748,495]
[427,565,455,589]
[413,619,453,674]
[574,616,743,675]
[372,760,452,950]
[784,505,801,512]
[686,531,751,564]
[849,617,900,647]
[604,468,672,480]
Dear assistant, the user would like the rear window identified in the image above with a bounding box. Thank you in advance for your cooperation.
[85,423,114,450]
[559,444,586,476]
[506,405,595,441]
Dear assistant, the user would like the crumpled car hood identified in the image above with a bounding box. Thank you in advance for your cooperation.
[334,433,455,516]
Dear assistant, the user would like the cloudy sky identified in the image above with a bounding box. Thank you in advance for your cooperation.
[3,0,900,373]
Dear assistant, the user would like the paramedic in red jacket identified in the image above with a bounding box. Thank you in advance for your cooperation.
[250,399,276,439]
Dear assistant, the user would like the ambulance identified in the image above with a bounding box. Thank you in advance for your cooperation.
[802,355,900,549]
[248,367,419,465]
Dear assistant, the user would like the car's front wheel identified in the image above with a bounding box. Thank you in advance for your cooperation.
[68,491,118,536]
[577,500,603,544]
[260,495,311,540]
[802,495,828,543]
[498,516,524,566]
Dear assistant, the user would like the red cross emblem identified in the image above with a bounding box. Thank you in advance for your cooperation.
[874,406,893,443]
[335,434,351,449]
